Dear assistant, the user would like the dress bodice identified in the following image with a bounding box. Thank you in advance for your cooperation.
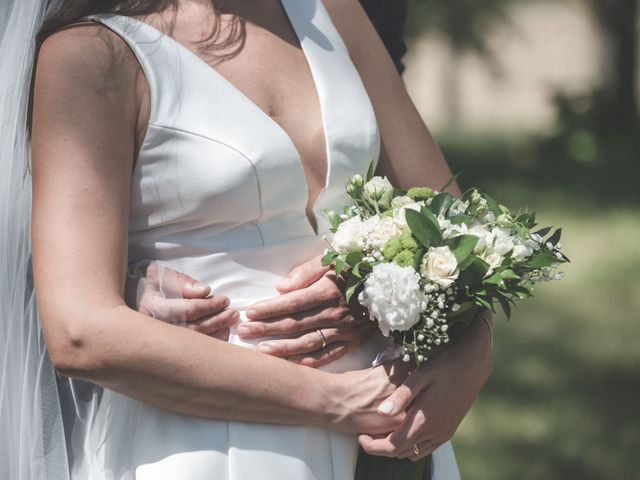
[91,2,379,262]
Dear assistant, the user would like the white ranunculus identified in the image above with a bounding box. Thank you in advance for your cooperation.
[363,215,401,251]
[491,227,515,256]
[363,176,394,208]
[392,202,424,228]
[359,263,426,336]
[421,246,459,288]
[331,216,364,254]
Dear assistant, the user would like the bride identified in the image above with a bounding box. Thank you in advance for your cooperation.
[0,0,492,478]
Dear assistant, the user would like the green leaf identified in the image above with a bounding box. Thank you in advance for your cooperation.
[345,251,364,267]
[430,192,456,216]
[547,227,562,246]
[445,235,479,264]
[405,209,442,249]
[344,275,364,303]
[459,256,490,289]
[534,226,552,237]
[485,269,520,287]
[322,209,343,229]
[484,193,502,215]
[335,255,347,277]
[524,251,559,268]
[440,172,462,192]
[449,214,474,226]
[497,294,512,319]
[321,250,338,266]
[511,285,533,299]
[365,160,376,181]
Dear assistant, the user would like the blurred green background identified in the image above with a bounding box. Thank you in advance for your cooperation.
[403,0,640,478]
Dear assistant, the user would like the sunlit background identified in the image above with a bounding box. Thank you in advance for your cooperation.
[403,0,639,478]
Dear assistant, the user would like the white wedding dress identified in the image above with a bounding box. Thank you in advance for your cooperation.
[66,2,460,479]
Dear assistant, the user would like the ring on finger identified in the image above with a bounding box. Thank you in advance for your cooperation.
[315,329,327,348]
[413,444,419,456]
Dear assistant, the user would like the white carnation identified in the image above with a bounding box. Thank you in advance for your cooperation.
[331,216,364,254]
[363,176,394,208]
[360,263,426,336]
[420,246,460,288]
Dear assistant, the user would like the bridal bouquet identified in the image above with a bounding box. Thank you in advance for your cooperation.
[324,166,568,478]
[322,165,569,367]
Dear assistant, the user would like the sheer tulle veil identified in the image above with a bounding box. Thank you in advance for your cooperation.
[0,0,72,478]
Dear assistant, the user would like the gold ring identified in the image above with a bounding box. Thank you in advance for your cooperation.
[413,444,420,456]
[316,329,327,348]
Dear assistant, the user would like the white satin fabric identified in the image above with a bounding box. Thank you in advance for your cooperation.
[70,2,460,478]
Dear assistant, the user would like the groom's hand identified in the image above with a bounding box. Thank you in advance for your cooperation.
[238,255,376,368]
[358,311,493,461]
[125,261,239,340]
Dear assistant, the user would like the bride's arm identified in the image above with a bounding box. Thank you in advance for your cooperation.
[30,25,400,435]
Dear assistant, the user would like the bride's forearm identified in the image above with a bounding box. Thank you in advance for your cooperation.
[51,303,337,428]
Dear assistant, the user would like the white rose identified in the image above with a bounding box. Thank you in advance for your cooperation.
[491,227,515,256]
[363,176,394,208]
[363,215,401,251]
[392,202,423,228]
[482,249,504,274]
[331,216,364,254]
[359,263,426,336]
[421,246,459,288]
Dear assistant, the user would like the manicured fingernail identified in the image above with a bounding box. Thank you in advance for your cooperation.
[245,309,257,318]
[257,343,273,354]
[191,281,209,292]
[378,401,395,415]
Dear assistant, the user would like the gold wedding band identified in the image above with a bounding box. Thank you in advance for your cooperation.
[413,444,420,456]
[316,329,327,348]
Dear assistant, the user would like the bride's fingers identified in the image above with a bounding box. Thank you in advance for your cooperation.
[143,295,230,324]
[288,342,353,368]
[237,306,349,339]
[255,328,350,357]
[187,308,240,335]
[245,276,341,320]
[208,327,231,341]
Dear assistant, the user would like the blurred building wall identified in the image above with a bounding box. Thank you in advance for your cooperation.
[404,1,605,135]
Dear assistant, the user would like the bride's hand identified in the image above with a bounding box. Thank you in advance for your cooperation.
[125,261,239,340]
[239,255,376,367]
[328,362,409,435]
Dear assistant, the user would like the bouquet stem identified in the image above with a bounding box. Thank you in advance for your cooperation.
[355,449,432,480]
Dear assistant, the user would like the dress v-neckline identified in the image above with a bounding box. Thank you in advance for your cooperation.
[120,1,331,235]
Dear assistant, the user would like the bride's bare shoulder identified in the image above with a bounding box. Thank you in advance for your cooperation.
[36,23,141,103]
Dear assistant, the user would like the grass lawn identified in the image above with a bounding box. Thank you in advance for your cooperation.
[453,199,640,479]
